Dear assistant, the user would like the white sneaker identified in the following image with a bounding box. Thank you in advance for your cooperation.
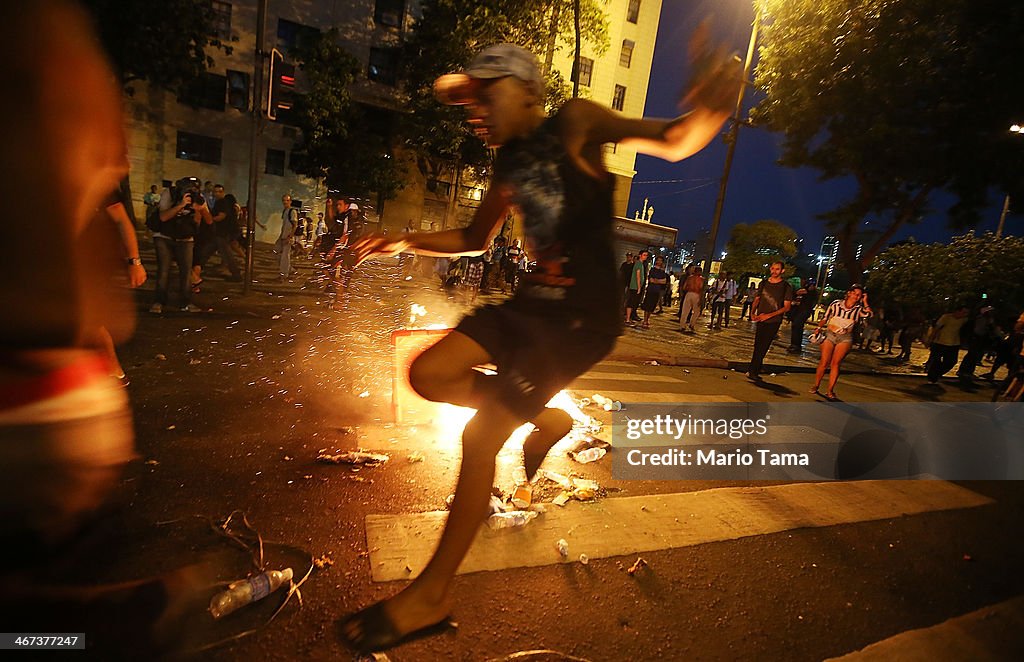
[149,303,163,314]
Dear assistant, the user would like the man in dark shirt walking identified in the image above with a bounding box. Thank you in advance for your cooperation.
[748,261,794,380]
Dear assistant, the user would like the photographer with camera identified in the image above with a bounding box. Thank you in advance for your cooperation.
[150,176,211,313]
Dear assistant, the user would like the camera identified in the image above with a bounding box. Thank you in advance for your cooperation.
[172,176,204,211]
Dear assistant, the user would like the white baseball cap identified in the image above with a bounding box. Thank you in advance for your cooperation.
[434,44,543,105]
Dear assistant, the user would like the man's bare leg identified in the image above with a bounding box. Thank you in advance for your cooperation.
[342,332,569,646]
[523,407,572,481]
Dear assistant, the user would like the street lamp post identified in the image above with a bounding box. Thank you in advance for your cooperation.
[705,6,761,271]
[1000,123,1023,238]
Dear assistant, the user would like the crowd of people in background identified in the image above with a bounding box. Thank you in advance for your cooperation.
[134,183,1024,394]
[609,248,1024,395]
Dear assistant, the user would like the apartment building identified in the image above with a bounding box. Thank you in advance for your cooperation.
[123,1,661,241]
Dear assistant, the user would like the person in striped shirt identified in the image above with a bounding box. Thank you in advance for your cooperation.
[810,284,873,400]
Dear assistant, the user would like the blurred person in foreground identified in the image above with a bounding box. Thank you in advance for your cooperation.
[0,1,210,653]
[343,27,740,653]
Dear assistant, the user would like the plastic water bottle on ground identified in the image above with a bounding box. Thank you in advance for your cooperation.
[209,567,294,619]
[573,447,607,464]
[486,510,538,530]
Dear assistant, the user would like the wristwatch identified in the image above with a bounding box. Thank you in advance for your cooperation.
[126,257,143,266]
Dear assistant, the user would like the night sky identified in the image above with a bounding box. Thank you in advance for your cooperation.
[627,0,1017,257]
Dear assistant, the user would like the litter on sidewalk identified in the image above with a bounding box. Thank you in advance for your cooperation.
[316,451,390,466]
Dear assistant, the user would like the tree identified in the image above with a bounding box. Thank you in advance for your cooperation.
[287,30,405,199]
[721,220,798,276]
[81,0,231,95]
[866,233,1024,320]
[752,0,1024,281]
[398,0,609,180]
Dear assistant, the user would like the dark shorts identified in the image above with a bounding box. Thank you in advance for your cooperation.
[455,304,617,420]
[626,289,643,310]
[641,287,663,313]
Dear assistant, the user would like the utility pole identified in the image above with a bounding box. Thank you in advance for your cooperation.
[996,194,1010,238]
[572,0,581,98]
[705,13,760,272]
[244,0,268,294]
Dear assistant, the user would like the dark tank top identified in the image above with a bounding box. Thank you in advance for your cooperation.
[492,108,621,334]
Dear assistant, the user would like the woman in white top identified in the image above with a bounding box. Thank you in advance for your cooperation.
[810,284,872,400]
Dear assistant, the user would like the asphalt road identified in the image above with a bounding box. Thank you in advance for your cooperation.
[44,246,1022,661]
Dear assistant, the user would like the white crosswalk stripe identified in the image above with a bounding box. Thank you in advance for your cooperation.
[364,358,1009,656]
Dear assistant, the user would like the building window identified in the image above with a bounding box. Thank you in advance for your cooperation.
[626,0,641,23]
[571,57,593,87]
[226,70,249,111]
[459,185,483,201]
[210,1,232,40]
[427,179,452,197]
[374,0,405,28]
[176,131,222,165]
[368,47,398,85]
[612,84,626,111]
[277,18,320,54]
[265,149,286,176]
[619,40,634,68]
[178,72,226,111]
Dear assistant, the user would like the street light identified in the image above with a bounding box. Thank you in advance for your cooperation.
[705,2,762,272]
[997,123,1022,238]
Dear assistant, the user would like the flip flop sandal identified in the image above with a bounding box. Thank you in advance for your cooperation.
[824,392,838,401]
[338,601,455,654]
[809,386,820,395]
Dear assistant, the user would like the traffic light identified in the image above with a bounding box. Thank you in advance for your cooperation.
[267,48,296,122]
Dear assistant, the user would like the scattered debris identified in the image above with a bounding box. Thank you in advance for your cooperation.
[626,557,648,576]
[358,391,370,398]
[571,487,597,501]
[271,314,281,320]
[556,539,569,558]
[155,353,167,360]
[445,494,456,509]
[579,554,589,565]
[511,484,532,509]
[644,360,659,366]
[407,451,425,463]
[166,425,176,431]
[567,435,611,455]
[684,369,691,374]
[189,358,202,365]
[488,495,508,514]
[312,553,334,570]
[486,510,538,530]
[209,567,293,619]
[316,451,389,466]
[552,492,571,506]
[572,447,607,464]
[145,459,159,466]
[537,469,572,490]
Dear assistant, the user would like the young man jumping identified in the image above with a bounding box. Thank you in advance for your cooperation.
[342,30,740,653]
